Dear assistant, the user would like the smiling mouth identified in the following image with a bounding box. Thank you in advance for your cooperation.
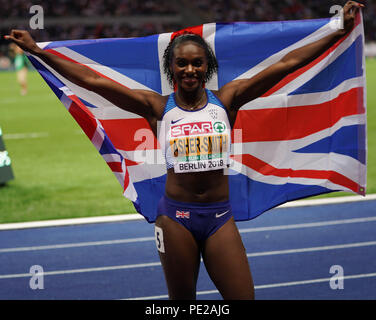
[182,77,198,85]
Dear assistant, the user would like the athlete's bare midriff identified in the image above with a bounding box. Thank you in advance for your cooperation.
[165,168,229,203]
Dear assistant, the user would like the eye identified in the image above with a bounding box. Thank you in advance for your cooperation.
[176,59,187,67]
[193,59,203,67]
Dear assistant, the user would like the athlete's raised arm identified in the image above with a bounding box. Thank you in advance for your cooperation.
[217,1,364,111]
[5,30,165,123]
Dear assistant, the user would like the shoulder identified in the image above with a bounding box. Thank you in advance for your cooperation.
[133,89,169,120]
[212,79,249,109]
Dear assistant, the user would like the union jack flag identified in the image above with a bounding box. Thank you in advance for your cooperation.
[176,211,191,219]
[26,12,367,223]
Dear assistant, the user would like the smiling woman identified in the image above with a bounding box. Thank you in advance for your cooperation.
[4,0,363,300]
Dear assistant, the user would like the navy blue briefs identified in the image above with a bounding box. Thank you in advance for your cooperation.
[157,195,233,243]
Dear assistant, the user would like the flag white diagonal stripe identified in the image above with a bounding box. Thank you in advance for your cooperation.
[242,76,364,110]
[235,18,345,81]
[272,23,363,95]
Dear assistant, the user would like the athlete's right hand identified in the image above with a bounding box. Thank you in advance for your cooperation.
[4,30,41,55]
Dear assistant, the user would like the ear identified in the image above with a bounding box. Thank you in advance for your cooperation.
[169,65,175,83]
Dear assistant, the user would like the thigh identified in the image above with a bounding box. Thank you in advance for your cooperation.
[155,215,201,300]
[202,217,255,300]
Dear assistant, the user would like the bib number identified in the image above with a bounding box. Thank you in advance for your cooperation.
[155,226,165,253]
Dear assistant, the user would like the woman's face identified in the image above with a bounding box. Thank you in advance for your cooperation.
[171,41,208,92]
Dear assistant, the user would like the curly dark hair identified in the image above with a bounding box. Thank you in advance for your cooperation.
[162,32,218,88]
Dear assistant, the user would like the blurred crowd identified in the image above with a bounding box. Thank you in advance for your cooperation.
[18,22,184,42]
[0,0,180,41]
[190,0,376,42]
[0,0,178,17]
[0,0,181,66]
[0,0,375,68]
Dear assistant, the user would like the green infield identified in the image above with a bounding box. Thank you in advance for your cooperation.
[0,70,135,223]
[0,58,375,223]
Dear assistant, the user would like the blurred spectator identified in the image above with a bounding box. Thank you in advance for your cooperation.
[8,43,29,95]
[0,53,11,70]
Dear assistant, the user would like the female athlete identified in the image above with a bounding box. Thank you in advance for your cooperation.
[5,1,363,300]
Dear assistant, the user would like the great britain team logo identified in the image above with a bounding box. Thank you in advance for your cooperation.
[208,108,218,120]
[176,210,190,219]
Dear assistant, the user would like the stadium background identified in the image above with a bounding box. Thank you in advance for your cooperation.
[0,0,375,223]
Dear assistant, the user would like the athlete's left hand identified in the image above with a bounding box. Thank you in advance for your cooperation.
[342,1,364,34]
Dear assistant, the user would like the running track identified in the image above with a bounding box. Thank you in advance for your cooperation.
[0,195,375,300]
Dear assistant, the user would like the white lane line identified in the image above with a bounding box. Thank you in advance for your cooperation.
[3,132,49,140]
[239,216,376,234]
[255,272,376,290]
[1,240,376,280]
[278,194,376,208]
[0,94,55,104]
[0,237,154,253]
[127,272,376,300]
[0,214,145,231]
[2,131,84,140]
[0,261,161,280]
[246,240,376,258]
[2,216,376,253]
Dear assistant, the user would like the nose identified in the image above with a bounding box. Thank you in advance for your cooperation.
[186,64,194,74]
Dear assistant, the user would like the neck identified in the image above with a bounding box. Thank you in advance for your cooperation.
[175,88,206,110]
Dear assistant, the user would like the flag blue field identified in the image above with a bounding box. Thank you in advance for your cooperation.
[26,13,367,223]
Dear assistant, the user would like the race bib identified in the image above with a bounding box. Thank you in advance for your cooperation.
[169,121,230,173]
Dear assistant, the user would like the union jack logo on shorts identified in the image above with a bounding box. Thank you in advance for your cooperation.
[176,210,190,219]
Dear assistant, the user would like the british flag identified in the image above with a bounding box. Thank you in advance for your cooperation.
[26,12,367,223]
[176,211,191,219]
